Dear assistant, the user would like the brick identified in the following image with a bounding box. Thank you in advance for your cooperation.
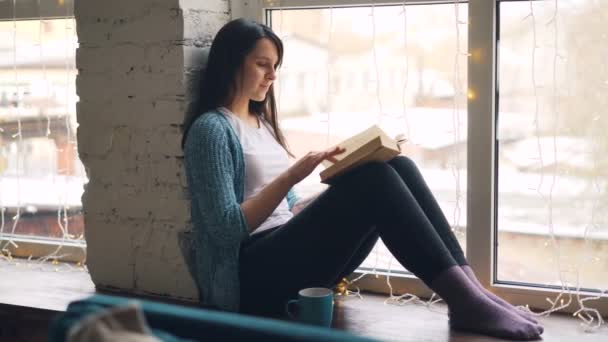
[85,154,189,193]
[85,217,135,289]
[133,226,197,298]
[77,43,206,74]
[78,99,187,127]
[75,0,178,20]
[77,6,183,45]
[180,0,228,13]
[183,9,229,43]
[82,180,188,220]
[129,125,183,156]
[116,191,190,221]
[77,71,186,101]
[76,122,114,157]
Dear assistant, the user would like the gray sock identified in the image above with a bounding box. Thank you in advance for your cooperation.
[461,265,541,326]
[429,266,542,341]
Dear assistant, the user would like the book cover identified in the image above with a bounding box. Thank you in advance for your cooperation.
[319,125,402,184]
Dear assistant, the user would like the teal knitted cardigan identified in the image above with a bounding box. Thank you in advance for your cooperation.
[183,110,298,312]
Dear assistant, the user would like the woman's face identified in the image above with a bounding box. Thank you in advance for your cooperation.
[236,38,279,102]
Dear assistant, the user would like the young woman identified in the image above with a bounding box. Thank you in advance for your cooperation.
[182,18,543,341]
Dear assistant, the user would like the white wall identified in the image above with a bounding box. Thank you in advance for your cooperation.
[75,0,230,300]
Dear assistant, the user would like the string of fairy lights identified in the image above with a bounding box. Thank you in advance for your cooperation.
[38,3,81,265]
[0,0,604,330]
[0,0,23,253]
[450,0,464,236]
[528,0,605,330]
[381,0,466,310]
[275,0,605,332]
[0,0,85,269]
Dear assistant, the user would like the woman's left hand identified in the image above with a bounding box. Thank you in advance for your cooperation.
[291,202,306,215]
[290,192,321,215]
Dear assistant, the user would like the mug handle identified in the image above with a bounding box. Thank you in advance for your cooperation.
[286,299,299,319]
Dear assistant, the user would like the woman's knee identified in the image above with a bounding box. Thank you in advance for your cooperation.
[356,160,392,177]
[389,155,418,173]
[337,161,403,198]
[349,160,398,182]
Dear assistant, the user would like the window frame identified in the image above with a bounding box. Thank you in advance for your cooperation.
[232,0,608,316]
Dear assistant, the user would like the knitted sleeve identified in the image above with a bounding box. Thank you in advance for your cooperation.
[183,115,247,311]
[184,116,248,243]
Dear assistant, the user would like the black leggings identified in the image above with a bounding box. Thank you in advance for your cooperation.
[239,156,468,317]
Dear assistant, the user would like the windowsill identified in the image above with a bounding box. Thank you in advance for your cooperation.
[0,257,95,313]
[2,257,608,341]
[0,257,205,313]
[0,257,201,342]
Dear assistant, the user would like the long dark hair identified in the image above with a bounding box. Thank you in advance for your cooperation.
[181,18,293,158]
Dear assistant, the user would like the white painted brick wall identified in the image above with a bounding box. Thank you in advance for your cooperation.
[76,0,230,301]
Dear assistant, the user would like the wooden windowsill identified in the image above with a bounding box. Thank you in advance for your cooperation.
[0,258,94,312]
[0,257,206,313]
[2,258,608,342]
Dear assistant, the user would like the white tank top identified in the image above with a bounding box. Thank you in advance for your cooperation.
[217,107,294,235]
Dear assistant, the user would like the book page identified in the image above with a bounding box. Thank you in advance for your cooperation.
[321,125,385,168]
[319,125,401,183]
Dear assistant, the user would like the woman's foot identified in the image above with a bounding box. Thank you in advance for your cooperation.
[461,265,540,325]
[449,293,543,341]
[431,266,543,341]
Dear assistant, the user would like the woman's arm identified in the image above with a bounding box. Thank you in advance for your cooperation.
[184,116,249,243]
[241,147,345,233]
[240,171,292,233]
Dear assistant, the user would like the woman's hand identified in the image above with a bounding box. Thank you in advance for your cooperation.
[285,146,346,186]
[291,192,322,215]
[291,201,307,215]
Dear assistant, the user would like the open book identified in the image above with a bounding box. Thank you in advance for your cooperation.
[320,125,403,184]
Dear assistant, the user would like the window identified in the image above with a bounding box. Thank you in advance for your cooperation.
[234,0,608,318]
[497,0,608,293]
[267,2,468,275]
[0,0,84,261]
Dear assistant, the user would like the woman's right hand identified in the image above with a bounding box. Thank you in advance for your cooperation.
[285,146,346,186]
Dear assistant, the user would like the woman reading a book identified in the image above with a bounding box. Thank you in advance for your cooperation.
[182,18,543,341]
